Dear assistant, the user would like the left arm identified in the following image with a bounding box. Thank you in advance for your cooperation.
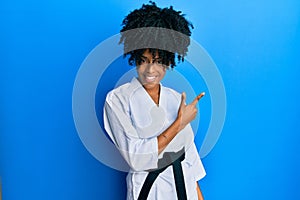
[196,182,204,200]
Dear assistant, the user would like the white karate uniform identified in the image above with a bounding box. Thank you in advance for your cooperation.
[103,77,206,200]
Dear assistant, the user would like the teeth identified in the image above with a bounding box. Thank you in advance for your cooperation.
[146,76,156,81]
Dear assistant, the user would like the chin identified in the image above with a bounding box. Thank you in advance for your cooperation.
[143,83,158,89]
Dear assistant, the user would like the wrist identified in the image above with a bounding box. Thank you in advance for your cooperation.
[174,117,182,132]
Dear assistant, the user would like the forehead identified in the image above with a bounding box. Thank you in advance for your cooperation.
[141,49,160,59]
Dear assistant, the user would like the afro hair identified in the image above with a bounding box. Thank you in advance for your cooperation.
[119,1,194,68]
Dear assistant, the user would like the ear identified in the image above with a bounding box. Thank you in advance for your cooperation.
[135,60,139,68]
[135,62,140,69]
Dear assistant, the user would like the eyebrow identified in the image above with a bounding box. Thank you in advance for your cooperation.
[140,55,162,61]
[140,55,148,60]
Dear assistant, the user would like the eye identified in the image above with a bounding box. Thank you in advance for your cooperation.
[140,59,146,64]
[155,60,163,65]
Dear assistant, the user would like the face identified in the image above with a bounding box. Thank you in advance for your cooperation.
[136,49,168,91]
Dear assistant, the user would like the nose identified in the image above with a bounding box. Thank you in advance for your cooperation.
[145,63,155,73]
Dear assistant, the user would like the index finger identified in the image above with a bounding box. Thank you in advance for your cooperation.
[191,92,205,106]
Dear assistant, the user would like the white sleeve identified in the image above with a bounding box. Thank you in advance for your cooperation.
[103,95,159,172]
[185,140,206,181]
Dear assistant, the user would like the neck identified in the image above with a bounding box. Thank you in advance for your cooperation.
[144,84,160,94]
[144,84,160,105]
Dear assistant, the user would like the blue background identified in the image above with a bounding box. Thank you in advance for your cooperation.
[1,0,300,199]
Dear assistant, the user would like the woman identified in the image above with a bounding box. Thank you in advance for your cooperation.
[103,2,206,199]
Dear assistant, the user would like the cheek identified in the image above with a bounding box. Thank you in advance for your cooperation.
[158,71,166,81]
[136,65,145,73]
[136,67,143,76]
[160,69,167,77]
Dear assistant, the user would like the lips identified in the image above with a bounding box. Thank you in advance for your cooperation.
[145,75,157,82]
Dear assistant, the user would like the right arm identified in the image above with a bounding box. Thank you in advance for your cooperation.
[157,92,205,154]
[103,92,204,171]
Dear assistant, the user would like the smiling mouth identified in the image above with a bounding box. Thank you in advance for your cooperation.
[145,75,157,82]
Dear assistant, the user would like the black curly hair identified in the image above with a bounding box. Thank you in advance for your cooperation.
[119,1,193,68]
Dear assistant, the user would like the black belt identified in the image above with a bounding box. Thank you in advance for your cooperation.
[137,148,187,200]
